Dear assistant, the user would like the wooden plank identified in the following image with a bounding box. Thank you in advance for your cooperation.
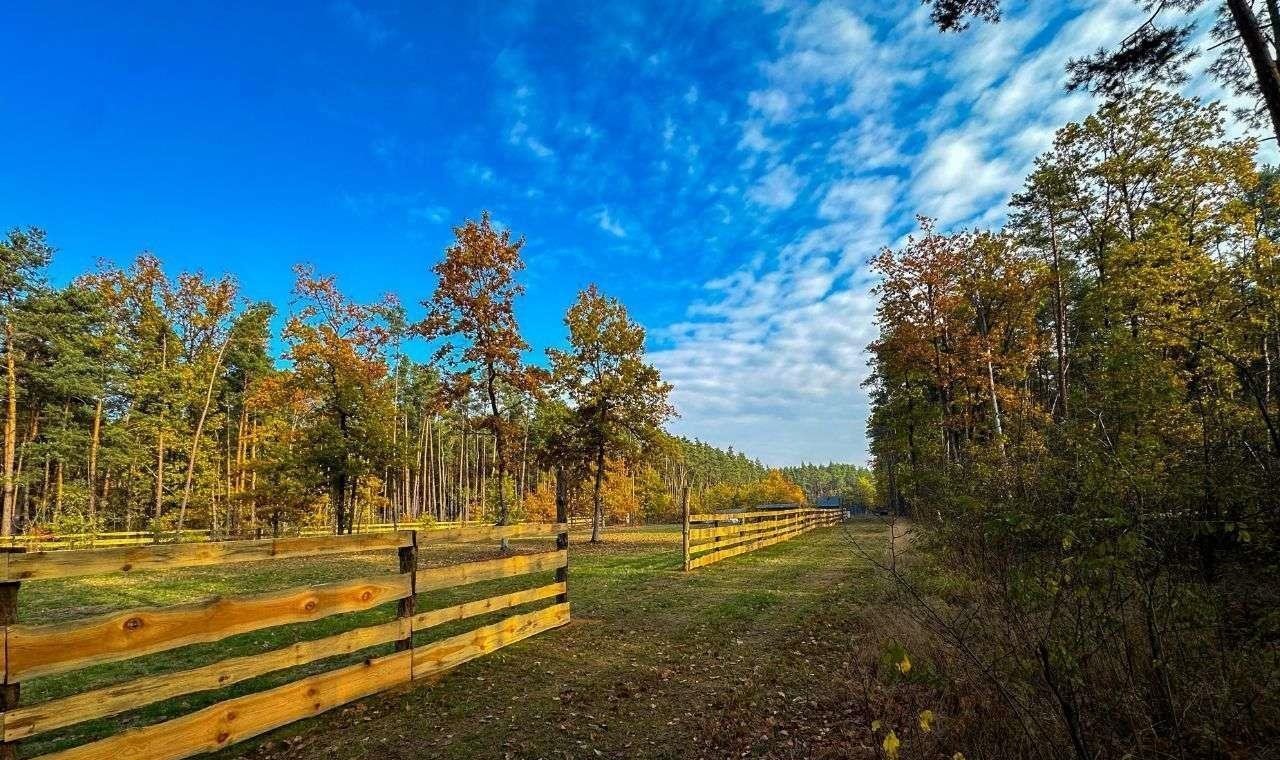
[689,514,803,543]
[411,603,570,678]
[7,573,411,681]
[688,508,811,522]
[689,523,794,556]
[5,531,412,582]
[411,583,564,631]
[690,521,791,553]
[415,550,567,592]
[4,619,408,741]
[32,650,412,760]
[687,523,810,570]
[416,522,567,545]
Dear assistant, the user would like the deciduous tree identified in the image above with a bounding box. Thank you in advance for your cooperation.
[549,285,673,542]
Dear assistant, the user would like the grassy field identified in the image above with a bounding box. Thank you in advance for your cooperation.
[15,520,898,759]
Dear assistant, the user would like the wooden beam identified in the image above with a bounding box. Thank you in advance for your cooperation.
[416,522,567,545]
[415,550,567,592]
[411,583,564,631]
[687,522,811,570]
[7,573,411,681]
[689,514,804,543]
[4,619,408,741]
[689,522,796,556]
[31,650,413,760]
[411,603,570,679]
[5,532,413,582]
[688,508,811,522]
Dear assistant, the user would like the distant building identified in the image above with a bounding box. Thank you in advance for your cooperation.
[816,495,866,517]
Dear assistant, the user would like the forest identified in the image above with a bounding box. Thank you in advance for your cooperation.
[865,88,1279,756]
[0,215,837,542]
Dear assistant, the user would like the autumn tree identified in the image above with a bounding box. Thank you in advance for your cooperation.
[549,285,673,542]
[865,90,1278,756]
[284,265,399,534]
[170,271,240,531]
[420,212,540,538]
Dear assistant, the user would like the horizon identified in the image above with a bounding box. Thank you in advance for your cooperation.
[2,0,1266,468]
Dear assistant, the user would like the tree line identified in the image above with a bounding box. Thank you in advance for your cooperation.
[781,462,876,507]
[0,213,808,541]
[865,89,1278,755]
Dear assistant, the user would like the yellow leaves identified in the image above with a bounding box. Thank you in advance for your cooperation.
[897,652,912,674]
[883,730,901,759]
[918,709,935,732]
[871,719,882,732]
[699,470,807,512]
[953,754,966,760]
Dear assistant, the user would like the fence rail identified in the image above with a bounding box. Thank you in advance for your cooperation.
[0,518,571,760]
[0,520,506,552]
[681,507,843,570]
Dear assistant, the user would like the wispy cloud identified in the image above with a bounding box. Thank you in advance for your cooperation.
[595,208,627,238]
[323,0,1268,465]
[747,163,803,209]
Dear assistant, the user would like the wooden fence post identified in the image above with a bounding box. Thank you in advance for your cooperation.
[555,468,569,604]
[396,531,417,654]
[0,547,25,760]
[680,485,690,572]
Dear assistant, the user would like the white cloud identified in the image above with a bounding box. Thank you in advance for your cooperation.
[747,163,803,209]
[595,208,627,238]
[653,0,1204,465]
[748,88,796,122]
[738,120,778,153]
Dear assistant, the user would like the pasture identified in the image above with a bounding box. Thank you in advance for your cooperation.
[13,521,892,759]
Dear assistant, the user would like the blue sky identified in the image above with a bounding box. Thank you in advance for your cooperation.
[1,1,1258,466]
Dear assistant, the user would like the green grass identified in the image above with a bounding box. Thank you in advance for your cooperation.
[12,521,891,759]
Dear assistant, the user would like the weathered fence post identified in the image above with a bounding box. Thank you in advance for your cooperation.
[396,530,417,654]
[0,547,24,760]
[681,485,690,571]
[555,468,569,604]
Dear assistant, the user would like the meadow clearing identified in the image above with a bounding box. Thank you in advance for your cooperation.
[14,521,897,759]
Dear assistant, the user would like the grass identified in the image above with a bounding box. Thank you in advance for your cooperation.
[13,520,894,759]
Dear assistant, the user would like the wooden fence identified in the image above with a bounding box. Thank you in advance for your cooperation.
[0,521,486,552]
[0,520,571,760]
[681,507,843,570]
[1,530,212,551]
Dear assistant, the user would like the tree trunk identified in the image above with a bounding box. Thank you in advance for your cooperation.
[1047,203,1070,420]
[178,341,228,531]
[591,439,606,544]
[518,413,529,513]
[248,418,258,531]
[155,427,165,523]
[334,472,348,535]
[1228,0,1280,143]
[87,396,104,529]
[2,321,17,537]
